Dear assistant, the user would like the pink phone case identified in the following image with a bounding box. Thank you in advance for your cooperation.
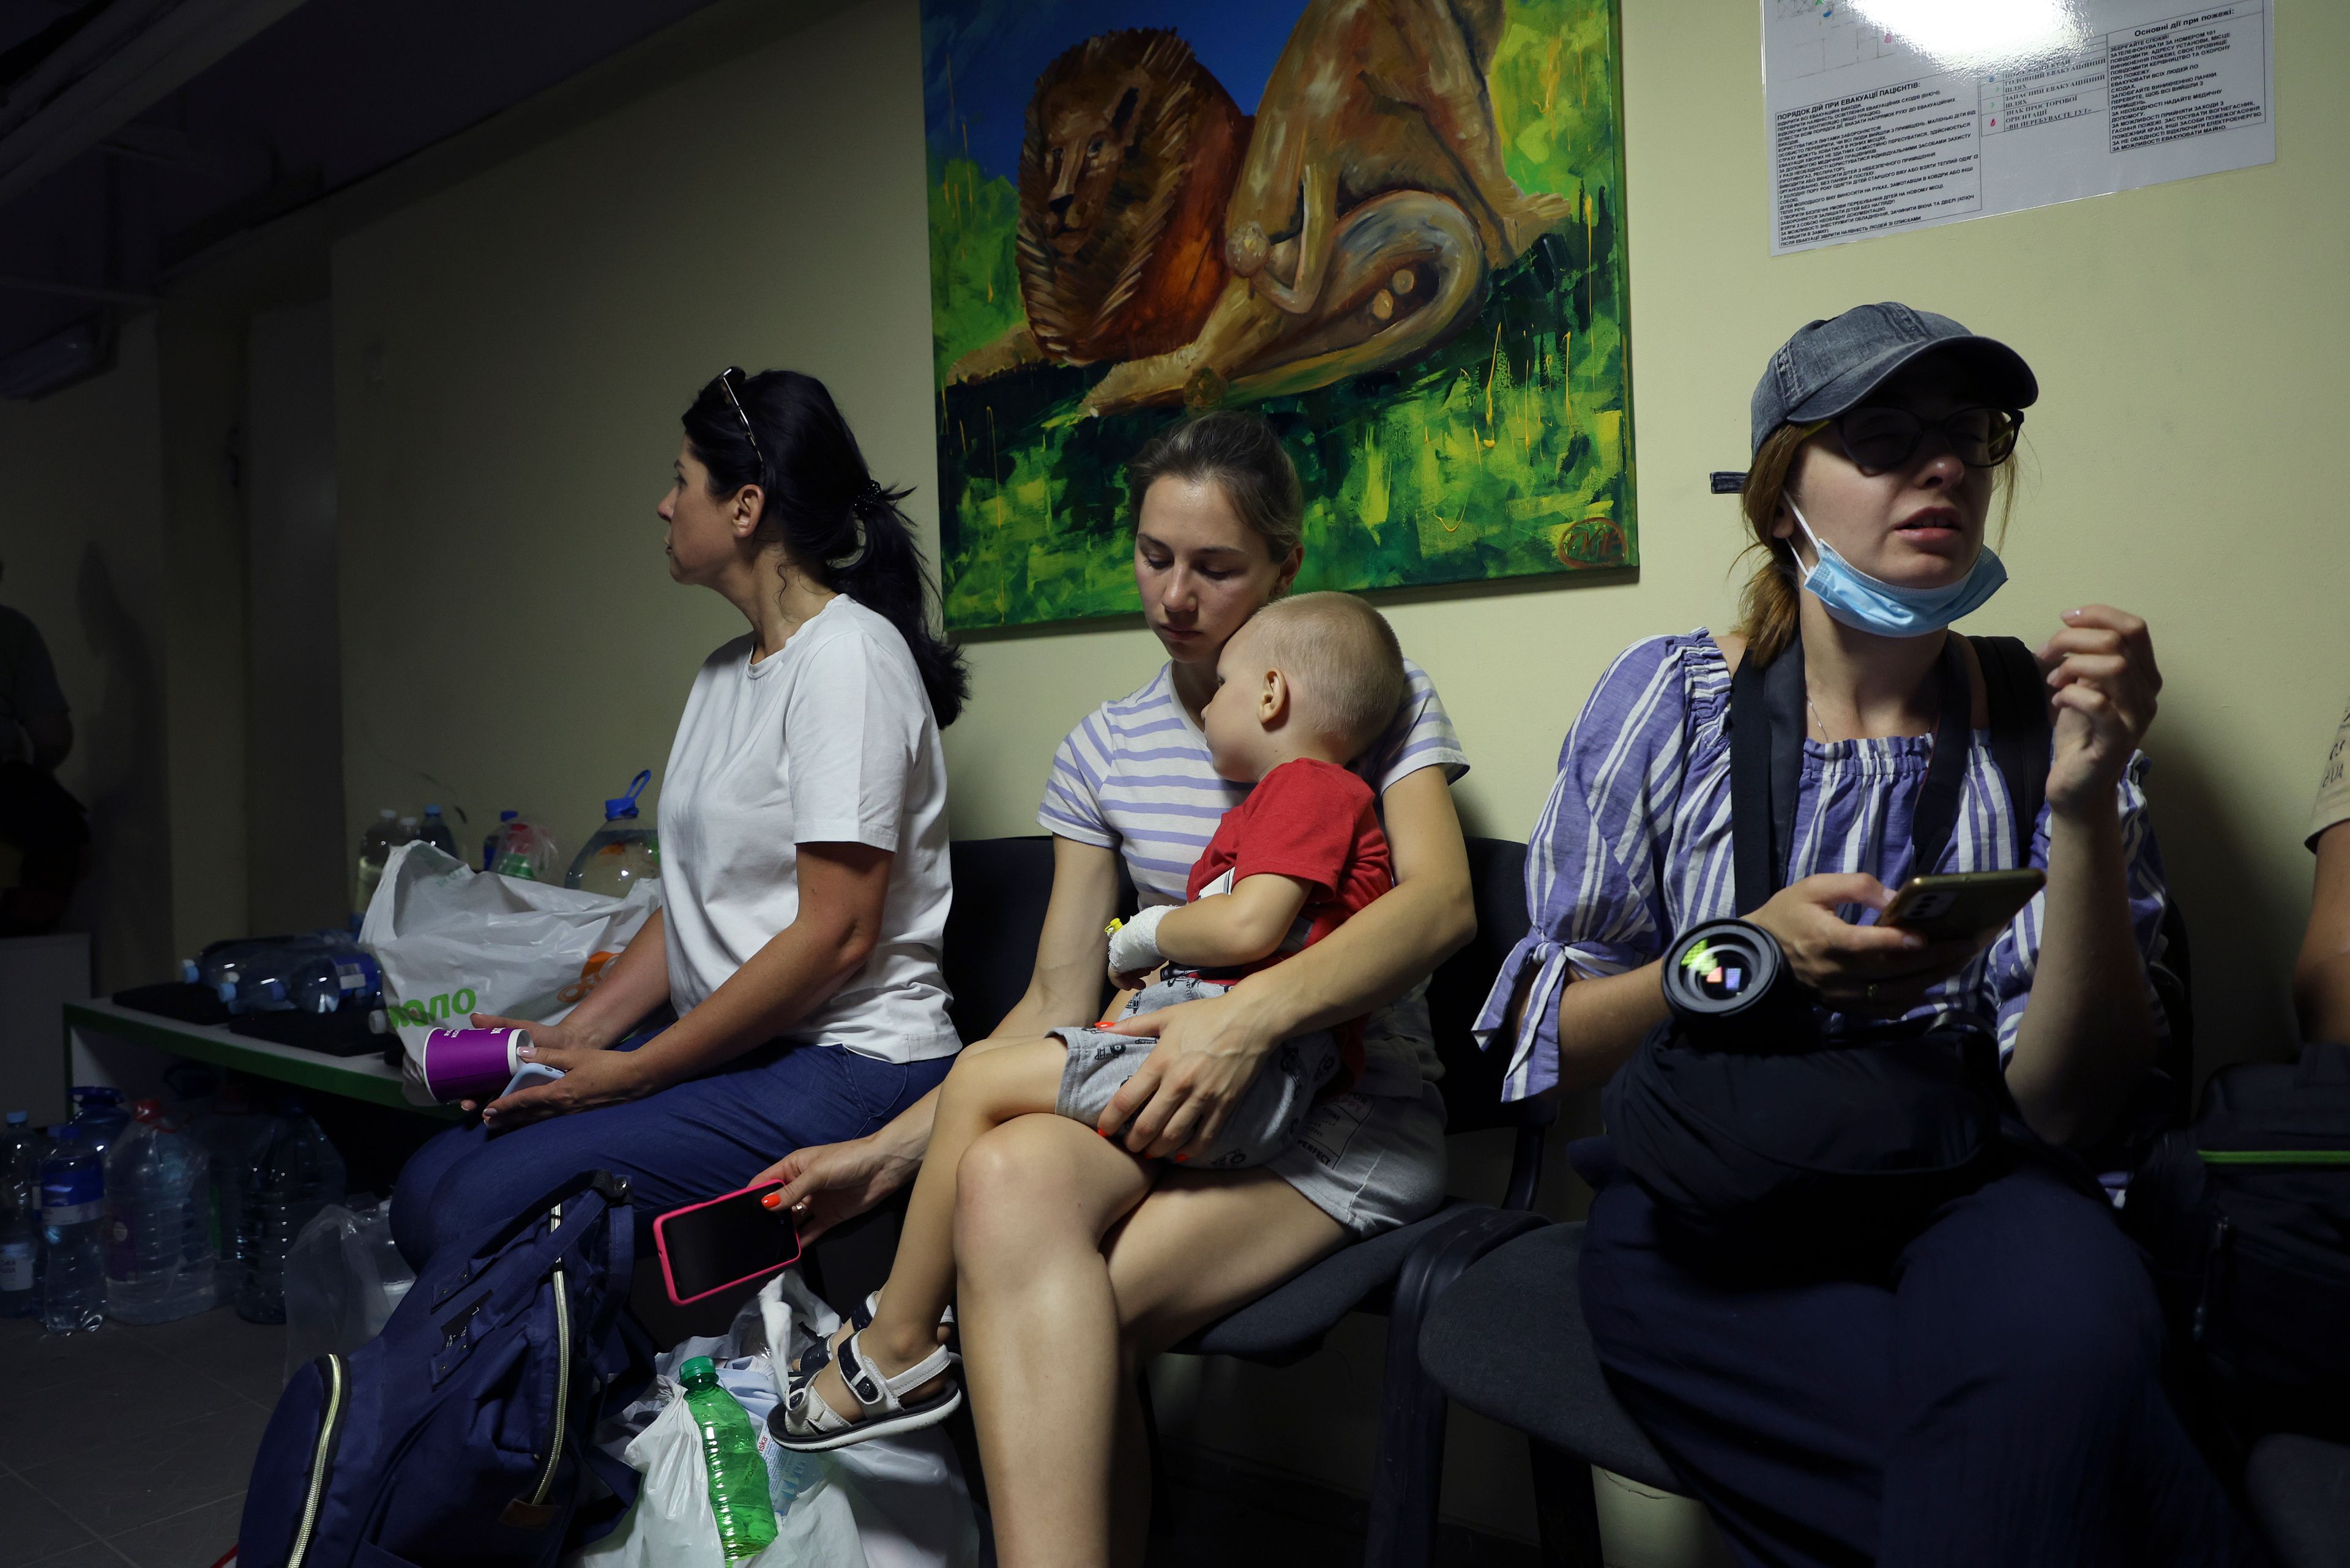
[651,1182,803,1306]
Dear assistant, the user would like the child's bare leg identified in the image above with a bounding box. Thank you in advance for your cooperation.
[805,1037,1070,1416]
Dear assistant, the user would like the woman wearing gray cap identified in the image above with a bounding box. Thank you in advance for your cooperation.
[1479,305,2255,1562]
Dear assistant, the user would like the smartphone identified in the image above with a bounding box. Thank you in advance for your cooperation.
[501,1062,565,1098]
[1882,868,2046,942]
[653,1182,802,1305]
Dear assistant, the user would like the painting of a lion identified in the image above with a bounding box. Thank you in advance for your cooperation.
[923,0,1633,630]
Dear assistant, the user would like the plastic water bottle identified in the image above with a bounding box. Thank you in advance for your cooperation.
[39,1134,105,1334]
[62,1087,129,1162]
[564,771,661,897]
[2,1112,48,1318]
[183,936,288,991]
[491,816,561,882]
[219,940,382,1016]
[774,1446,824,1523]
[679,1356,779,1560]
[483,809,518,872]
[104,1100,217,1324]
[190,1086,272,1293]
[236,1100,346,1323]
[417,805,458,857]
[354,808,405,917]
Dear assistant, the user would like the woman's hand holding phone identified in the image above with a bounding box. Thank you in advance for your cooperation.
[1748,873,1990,1015]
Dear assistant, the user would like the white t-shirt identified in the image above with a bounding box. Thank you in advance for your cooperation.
[657,595,960,1065]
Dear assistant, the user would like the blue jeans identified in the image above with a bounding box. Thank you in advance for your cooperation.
[1578,1147,2258,1568]
[390,1041,953,1269]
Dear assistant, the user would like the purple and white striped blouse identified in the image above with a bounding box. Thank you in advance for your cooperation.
[1474,632,2169,1102]
[1040,656,1469,1095]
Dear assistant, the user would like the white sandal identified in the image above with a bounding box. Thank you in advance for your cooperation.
[774,1326,961,1451]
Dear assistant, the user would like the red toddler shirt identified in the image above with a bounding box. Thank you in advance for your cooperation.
[1184,758,1394,1087]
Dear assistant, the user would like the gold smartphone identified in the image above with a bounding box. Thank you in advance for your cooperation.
[1882,868,2046,942]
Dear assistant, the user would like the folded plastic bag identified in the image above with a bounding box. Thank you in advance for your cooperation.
[281,1197,415,1386]
[357,840,660,1095]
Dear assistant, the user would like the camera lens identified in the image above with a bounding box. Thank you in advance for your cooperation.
[1663,919,1787,1023]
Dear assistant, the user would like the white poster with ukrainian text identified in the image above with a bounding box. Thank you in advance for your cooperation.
[1763,0,2275,255]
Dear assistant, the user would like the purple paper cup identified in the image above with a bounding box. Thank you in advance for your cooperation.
[422,1028,531,1103]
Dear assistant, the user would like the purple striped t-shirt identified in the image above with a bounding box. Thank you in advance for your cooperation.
[1040,657,1468,1093]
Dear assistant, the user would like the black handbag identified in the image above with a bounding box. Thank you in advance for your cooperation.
[1603,635,2048,1262]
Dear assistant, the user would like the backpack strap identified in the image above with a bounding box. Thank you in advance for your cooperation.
[1968,635,2052,866]
[1729,641,1807,914]
[1732,636,1974,911]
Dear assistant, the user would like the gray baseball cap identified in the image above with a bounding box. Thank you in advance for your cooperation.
[1748,302,2037,456]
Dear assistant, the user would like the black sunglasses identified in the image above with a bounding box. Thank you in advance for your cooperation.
[714,366,764,471]
[1833,404,2023,472]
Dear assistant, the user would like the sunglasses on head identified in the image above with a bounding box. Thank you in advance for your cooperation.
[1832,404,2022,472]
[712,366,764,471]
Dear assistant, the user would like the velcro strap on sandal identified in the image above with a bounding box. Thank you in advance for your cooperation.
[840,1335,885,1410]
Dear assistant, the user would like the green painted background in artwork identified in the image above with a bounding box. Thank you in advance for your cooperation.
[926,0,1633,631]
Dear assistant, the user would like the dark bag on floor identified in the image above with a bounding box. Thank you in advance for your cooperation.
[1605,637,2048,1261]
[237,1169,651,1567]
[2128,1042,2350,1446]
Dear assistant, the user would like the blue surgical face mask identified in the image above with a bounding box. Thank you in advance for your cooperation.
[1785,501,2006,638]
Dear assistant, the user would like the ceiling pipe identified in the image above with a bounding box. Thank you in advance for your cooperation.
[0,0,181,141]
[0,0,311,209]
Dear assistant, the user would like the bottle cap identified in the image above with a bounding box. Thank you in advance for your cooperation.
[605,769,653,821]
[6,1110,25,1125]
[378,808,397,820]
[133,1098,165,1125]
[500,810,518,822]
[398,816,419,828]
[679,1356,717,1385]
[424,804,443,816]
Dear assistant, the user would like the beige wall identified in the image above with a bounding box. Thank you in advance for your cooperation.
[334,0,2350,1069]
[322,0,2347,1540]
[0,316,175,991]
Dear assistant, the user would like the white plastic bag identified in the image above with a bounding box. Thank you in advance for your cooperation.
[358,840,660,1092]
[760,1275,982,1568]
[571,1272,979,1568]
[281,1198,414,1385]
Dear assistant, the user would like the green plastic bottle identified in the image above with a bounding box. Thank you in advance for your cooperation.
[679,1356,780,1560]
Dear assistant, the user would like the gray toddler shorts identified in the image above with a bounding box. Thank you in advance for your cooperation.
[1051,971,1342,1170]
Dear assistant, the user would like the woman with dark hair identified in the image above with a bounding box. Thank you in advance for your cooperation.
[390,368,968,1266]
[750,410,1473,1564]
[1480,306,2255,1564]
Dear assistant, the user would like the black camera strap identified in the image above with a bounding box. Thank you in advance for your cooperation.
[1731,634,1978,915]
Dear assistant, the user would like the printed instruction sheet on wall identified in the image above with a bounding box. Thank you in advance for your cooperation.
[1763,1,2274,255]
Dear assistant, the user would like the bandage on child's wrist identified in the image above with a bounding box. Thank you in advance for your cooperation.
[1107,903,1172,974]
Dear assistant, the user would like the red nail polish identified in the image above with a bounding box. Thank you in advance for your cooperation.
[761,1191,783,1210]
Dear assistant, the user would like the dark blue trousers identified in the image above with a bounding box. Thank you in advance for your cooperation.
[391,1041,952,1269]
[1579,1152,2260,1568]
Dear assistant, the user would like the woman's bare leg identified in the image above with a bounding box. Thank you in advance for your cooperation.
[957,1132,1348,1567]
[807,1040,1072,1420]
[953,1114,1157,1567]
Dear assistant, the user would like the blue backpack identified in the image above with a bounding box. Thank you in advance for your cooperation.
[238,1170,651,1567]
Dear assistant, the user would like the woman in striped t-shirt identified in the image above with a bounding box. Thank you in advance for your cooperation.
[1479,307,2253,1564]
[759,412,1472,1562]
